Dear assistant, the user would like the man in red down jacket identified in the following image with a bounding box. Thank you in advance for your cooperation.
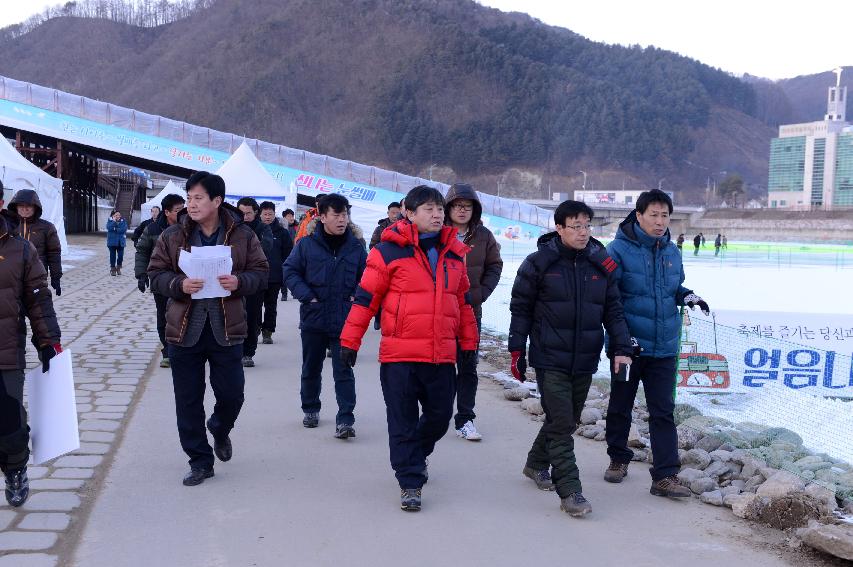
[340,185,479,513]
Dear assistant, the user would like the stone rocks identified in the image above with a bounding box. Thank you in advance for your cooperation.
[677,468,707,485]
[673,403,701,425]
[703,460,731,480]
[740,457,765,480]
[581,426,603,440]
[690,477,718,495]
[743,475,765,493]
[676,425,703,450]
[627,424,647,448]
[757,495,821,530]
[579,407,602,425]
[681,448,711,470]
[709,449,732,463]
[504,388,529,401]
[756,470,806,499]
[803,483,838,516]
[797,521,853,561]
[700,490,724,506]
[695,435,724,453]
[730,493,763,520]
[520,398,543,415]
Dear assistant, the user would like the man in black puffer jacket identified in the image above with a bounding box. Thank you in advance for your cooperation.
[508,200,633,518]
[258,201,293,344]
[236,197,273,368]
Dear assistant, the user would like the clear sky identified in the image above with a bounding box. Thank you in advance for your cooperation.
[478,0,850,80]
[2,0,850,80]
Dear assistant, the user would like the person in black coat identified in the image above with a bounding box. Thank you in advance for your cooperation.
[236,197,273,367]
[258,201,294,343]
[283,194,367,439]
[508,200,633,517]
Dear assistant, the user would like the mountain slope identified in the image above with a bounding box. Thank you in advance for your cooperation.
[0,0,775,201]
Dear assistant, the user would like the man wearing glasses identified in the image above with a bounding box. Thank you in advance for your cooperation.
[509,200,632,517]
[444,184,502,442]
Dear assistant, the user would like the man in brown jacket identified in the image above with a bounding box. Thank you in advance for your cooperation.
[444,183,503,441]
[0,181,62,507]
[7,189,62,296]
[148,172,269,486]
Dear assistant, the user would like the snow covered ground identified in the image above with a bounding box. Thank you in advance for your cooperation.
[62,244,96,271]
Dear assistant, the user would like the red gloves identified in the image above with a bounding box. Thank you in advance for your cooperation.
[510,351,527,382]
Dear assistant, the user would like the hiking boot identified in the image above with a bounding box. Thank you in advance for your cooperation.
[560,492,592,517]
[400,488,422,512]
[455,420,483,441]
[110,267,116,276]
[650,476,692,498]
[334,424,356,439]
[523,466,555,491]
[160,357,171,368]
[261,330,273,345]
[116,265,122,276]
[4,467,29,507]
[207,418,232,462]
[303,412,319,428]
[182,467,214,486]
[241,356,254,367]
[604,460,630,483]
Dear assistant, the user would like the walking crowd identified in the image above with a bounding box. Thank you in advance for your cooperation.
[1,171,713,517]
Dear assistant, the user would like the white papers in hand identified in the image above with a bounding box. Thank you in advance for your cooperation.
[27,349,80,465]
[178,246,233,299]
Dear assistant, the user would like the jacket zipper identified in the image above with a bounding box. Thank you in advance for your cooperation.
[571,256,582,375]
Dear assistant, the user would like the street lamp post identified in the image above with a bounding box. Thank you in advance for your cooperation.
[577,170,587,191]
[428,163,437,181]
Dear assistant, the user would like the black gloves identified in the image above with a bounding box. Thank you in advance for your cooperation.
[137,275,149,293]
[683,293,710,316]
[340,347,358,368]
[630,336,642,358]
[460,350,476,364]
[51,278,61,297]
[39,344,61,373]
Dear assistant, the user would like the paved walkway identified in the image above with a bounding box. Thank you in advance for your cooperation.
[0,235,161,567]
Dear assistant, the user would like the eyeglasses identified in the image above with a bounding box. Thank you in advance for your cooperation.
[450,203,473,212]
[564,224,592,232]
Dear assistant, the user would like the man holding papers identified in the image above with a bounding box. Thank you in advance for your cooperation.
[0,180,62,507]
[148,172,269,486]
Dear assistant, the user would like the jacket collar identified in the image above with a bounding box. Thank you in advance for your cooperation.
[382,220,470,257]
[616,210,671,248]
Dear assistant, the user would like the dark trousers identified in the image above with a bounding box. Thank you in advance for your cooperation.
[154,292,168,356]
[168,323,245,470]
[262,284,282,332]
[380,362,456,489]
[526,369,592,497]
[605,356,680,481]
[693,246,699,256]
[299,331,355,426]
[0,370,28,473]
[108,246,125,267]
[454,316,482,429]
[243,291,264,357]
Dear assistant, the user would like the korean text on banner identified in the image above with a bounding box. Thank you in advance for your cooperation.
[26,349,80,464]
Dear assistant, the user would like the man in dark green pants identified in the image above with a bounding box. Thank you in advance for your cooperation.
[508,200,632,517]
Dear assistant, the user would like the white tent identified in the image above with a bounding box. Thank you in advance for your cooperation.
[140,180,186,221]
[216,142,295,212]
[0,137,67,251]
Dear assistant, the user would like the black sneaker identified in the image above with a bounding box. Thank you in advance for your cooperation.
[334,424,356,439]
[261,330,273,345]
[400,488,422,512]
[522,466,555,491]
[242,356,255,367]
[560,492,592,517]
[182,467,214,486]
[4,467,29,507]
[303,412,319,428]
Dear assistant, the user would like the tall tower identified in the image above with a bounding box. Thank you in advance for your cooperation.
[825,67,847,122]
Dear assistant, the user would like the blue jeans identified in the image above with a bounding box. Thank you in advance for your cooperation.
[299,331,355,426]
[108,246,125,268]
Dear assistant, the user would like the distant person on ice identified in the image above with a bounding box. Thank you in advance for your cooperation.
[0,180,63,508]
[148,172,269,487]
[692,233,701,256]
[508,199,632,517]
[676,233,684,252]
[339,185,479,512]
[604,189,711,498]
[714,233,722,256]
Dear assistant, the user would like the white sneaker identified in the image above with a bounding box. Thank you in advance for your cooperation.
[456,421,483,441]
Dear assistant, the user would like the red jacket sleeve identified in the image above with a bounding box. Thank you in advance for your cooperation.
[340,247,390,352]
[457,269,479,351]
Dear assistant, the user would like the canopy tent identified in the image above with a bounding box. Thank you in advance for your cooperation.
[0,136,67,251]
[216,142,295,212]
[140,180,186,221]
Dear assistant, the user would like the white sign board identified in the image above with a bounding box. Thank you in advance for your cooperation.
[26,350,80,464]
